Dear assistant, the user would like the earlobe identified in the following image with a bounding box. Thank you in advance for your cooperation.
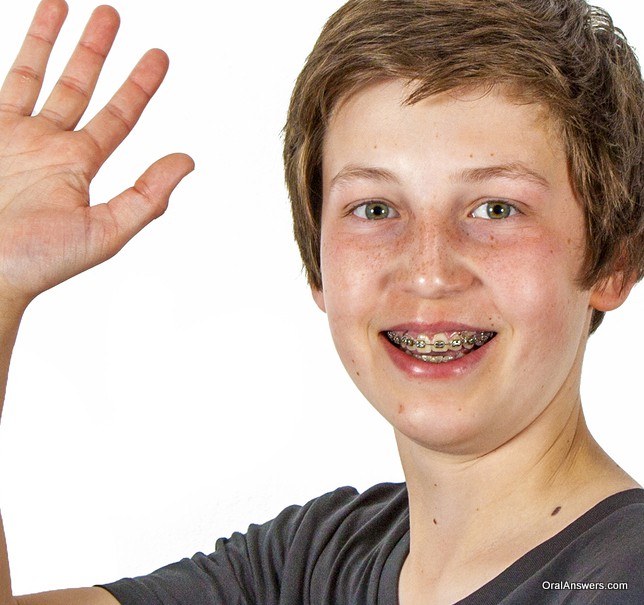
[311,287,327,313]
[589,272,636,312]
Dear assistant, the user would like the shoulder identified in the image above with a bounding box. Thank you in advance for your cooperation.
[299,481,408,519]
[243,481,408,545]
[543,489,644,603]
[584,490,644,578]
[464,490,644,605]
[221,482,409,603]
[575,488,644,557]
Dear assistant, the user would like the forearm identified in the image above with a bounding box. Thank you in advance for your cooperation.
[0,299,26,605]
[0,303,117,604]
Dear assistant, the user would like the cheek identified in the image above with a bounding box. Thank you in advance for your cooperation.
[483,234,589,343]
[318,236,389,378]
[319,236,388,319]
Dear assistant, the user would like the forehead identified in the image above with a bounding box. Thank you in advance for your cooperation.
[325,80,559,150]
[321,80,567,191]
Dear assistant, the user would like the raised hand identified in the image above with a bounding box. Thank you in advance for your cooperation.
[0,0,194,310]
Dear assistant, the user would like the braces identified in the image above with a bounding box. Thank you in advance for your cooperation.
[386,330,496,353]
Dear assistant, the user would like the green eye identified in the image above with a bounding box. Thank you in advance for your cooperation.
[354,201,396,220]
[471,201,518,220]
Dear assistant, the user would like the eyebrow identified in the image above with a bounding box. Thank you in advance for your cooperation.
[328,161,551,192]
[455,162,550,189]
[328,165,400,192]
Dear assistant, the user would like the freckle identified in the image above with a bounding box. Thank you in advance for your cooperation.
[434,483,438,487]
[433,518,438,525]
[489,235,495,242]
[551,506,562,516]
[398,404,405,414]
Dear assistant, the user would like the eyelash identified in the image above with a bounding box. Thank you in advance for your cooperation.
[470,200,520,220]
[350,199,520,221]
[351,201,399,220]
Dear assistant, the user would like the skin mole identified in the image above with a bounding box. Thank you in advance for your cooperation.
[551,506,562,516]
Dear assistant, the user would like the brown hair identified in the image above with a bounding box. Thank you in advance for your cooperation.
[283,0,644,332]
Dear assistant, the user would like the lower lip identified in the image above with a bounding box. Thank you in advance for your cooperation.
[380,333,495,379]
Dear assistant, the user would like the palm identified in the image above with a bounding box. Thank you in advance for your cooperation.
[0,0,193,306]
[0,117,98,294]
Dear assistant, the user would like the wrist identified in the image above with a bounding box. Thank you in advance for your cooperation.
[0,279,34,323]
[0,297,29,333]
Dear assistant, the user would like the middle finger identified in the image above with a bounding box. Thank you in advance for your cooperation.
[39,5,120,130]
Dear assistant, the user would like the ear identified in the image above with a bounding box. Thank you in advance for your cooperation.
[589,272,636,312]
[311,286,326,313]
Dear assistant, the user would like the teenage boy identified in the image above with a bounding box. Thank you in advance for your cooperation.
[0,0,642,604]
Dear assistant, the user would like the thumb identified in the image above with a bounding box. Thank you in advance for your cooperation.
[105,152,195,248]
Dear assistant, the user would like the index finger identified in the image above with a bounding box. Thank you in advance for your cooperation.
[0,0,69,116]
[80,48,170,175]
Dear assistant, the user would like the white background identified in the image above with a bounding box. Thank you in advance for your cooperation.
[0,0,641,595]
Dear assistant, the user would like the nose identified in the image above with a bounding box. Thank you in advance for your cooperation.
[393,217,478,299]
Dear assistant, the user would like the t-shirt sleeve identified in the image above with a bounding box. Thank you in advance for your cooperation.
[100,507,300,604]
[99,487,363,605]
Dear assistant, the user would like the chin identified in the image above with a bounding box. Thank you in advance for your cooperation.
[388,395,531,458]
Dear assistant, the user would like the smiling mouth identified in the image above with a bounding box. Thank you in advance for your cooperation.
[385,330,497,364]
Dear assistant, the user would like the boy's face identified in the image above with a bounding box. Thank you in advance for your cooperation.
[313,80,622,457]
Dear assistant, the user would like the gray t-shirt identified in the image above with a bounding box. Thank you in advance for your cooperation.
[101,483,644,604]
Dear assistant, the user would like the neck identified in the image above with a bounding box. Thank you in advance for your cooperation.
[396,397,638,604]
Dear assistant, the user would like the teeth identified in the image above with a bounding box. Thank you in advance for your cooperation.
[449,337,463,351]
[431,332,448,353]
[386,329,496,361]
[401,335,416,350]
[418,354,457,364]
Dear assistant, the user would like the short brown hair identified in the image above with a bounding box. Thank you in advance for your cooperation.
[283,0,644,332]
